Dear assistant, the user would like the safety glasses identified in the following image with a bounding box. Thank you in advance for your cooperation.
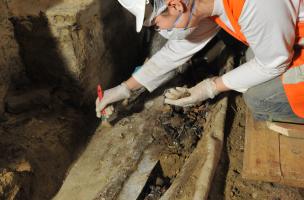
[144,0,195,31]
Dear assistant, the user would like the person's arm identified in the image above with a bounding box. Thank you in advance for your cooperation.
[132,18,219,92]
[96,18,219,117]
[220,0,297,92]
[164,0,299,107]
[116,18,220,92]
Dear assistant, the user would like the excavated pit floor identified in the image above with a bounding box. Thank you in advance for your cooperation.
[1,80,304,200]
[1,9,304,198]
[209,95,304,200]
[52,81,212,200]
[0,81,97,200]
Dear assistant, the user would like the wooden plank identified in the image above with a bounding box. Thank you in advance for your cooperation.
[267,122,304,139]
[243,110,304,188]
[279,135,304,187]
[242,111,282,182]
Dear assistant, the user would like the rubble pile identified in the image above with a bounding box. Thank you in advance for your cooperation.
[140,102,210,200]
[159,103,210,155]
[141,164,171,200]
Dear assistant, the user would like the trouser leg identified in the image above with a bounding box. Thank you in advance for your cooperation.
[243,76,304,124]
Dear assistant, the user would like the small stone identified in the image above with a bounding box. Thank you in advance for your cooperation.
[119,133,125,139]
[170,116,183,128]
[15,160,32,172]
[264,182,275,190]
[155,177,164,186]
[252,192,258,199]
[162,105,172,113]
[144,100,154,109]
[54,15,65,23]
[119,118,130,126]
[239,119,246,127]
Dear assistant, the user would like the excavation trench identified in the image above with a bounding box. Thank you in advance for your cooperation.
[0,0,237,197]
[1,1,304,200]
[1,10,228,198]
[0,0,142,199]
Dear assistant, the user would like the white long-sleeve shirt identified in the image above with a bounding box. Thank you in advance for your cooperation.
[133,0,304,92]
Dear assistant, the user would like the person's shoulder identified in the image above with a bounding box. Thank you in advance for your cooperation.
[241,0,283,19]
[245,0,293,10]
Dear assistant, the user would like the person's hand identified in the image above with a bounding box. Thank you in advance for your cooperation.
[96,83,131,118]
[164,78,219,107]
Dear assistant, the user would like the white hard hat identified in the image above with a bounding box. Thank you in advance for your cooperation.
[118,0,147,32]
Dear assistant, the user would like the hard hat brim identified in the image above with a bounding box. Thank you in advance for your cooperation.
[135,0,146,32]
[117,0,146,32]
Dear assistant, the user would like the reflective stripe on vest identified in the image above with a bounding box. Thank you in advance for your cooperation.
[283,64,304,84]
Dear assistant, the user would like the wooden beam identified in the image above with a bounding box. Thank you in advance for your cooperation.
[243,110,304,188]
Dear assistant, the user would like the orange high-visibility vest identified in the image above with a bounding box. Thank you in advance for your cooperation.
[212,0,304,118]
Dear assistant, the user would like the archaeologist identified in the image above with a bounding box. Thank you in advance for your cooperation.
[96,0,304,124]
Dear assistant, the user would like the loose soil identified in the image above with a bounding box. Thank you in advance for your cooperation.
[139,102,210,200]
[0,84,96,200]
[209,94,304,200]
[1,51,304,200]
[1,85,304,200]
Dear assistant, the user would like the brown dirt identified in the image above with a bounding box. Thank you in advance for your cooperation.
[1,86,303,200]
[0,85,95,200]
[209,94,304,200]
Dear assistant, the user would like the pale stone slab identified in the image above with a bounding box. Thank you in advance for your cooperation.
[117,149,159,200]
[53,97,165,200]
[53,118,154,200]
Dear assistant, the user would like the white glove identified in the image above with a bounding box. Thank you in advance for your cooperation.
[96,82,131,118]
[164,78,219,107]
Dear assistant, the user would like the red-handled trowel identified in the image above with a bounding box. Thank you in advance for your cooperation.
[97,84,106,116]
[97,84,112,127]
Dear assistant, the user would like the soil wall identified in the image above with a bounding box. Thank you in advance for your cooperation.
[7,0,142,104]
[0,1,23,117]
[0,0,143,199]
